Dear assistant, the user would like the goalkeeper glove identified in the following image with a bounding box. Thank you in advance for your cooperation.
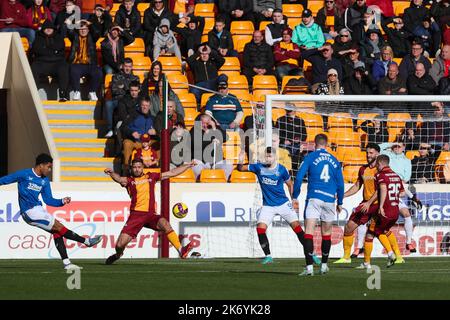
[411,194,423,210]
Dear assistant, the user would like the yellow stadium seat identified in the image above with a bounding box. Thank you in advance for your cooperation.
[308,0,323,16]
[230,170,256,183]
[259,20,271,31]
[184,108,200,127]
[343,165,360,183]
[303,59,312,71]
[227,74,249,90]
[282,4,304,18]
[288,18,301,29]
[297,112,324,128]
[21,37,29,52]
[393,57,402,65]
[132,56,152,72]
[252,89,278,102]
[306,127,326,142]
[178,93,197,109]
[329,131,361,147]
[387,112,411,128]
[203,17,215,35]
[157,56,182,73]
[167,73,189,92]
[194,3,217,18]
[393,1,410,16]
[325,16,335,30]
[406,151,419,160]
[124,52,145,61]
[201,34,208,43]
[342,149,366,165]
[239,92,254,109]
[233,35,253,53]
[228,89,251,98]
[328,113,353,130]
[281,76,302,93]
[356,113,380,127]
[436,152,450,165]
[110,3,121,17]
[200,92,214,109]
[230,21,255,35]
[252,75,278,90]
[223,145,241,164]
[200,169,227,183]
[125,38,145,54]
[220,57,241,73]
[170,168,196,183]
[272,109,287,122]
[137,3,150,15]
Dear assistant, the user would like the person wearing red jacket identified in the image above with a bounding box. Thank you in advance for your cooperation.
[0,0,36,43]
[273,28,302,83]
[26,0,52,30]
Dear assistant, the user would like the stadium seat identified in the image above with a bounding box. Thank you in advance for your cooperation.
[306,127,326,142]
[230,170,256,183]
[228,89,251,98]
[167,73,189,94]
[308,0,323,16]
[393,1,410,16]
[219,57,241,73]
[338,147,365,163]
[281,76,302,93]
[124,52,145,60]
[125,38,146,54]
[137,3,150,15]
[203,18,215,35]
[252,89,278,102]
[178,93,197,110]
[227,74,249,90]
[282,4,304,18]
[194,3,217,18]
[436,152,450,165]
[200,93,214,109]
[184,108,200,127]
[297,112,324,129]
[356,113,380,128]
[110,3,121,18]
[252,75,278,90]
[406,151,419,160]
[287,18,301,30]
[387,112,411,142]
[238,92,254,109]
[223,145,241,164]
[259,20,271,31]
[393,57,402,65]
[328,113,353,131]
[21,37,29,53]
[170,168,196,183]
[343,165,360,183]
[230,21,255,35]
[157,56,182,73]
[303,59,312,71]
[132,56,152,72]
[329,131,361,147]
[199,169,227,183]
[233,35,253,53]
[272,108,287,122]
[325,16,335,31]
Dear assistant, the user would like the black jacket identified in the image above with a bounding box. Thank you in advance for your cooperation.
[403,4,430,33]
[208,28,234,53]
[189,122,228,162]
[143,6,177,44]
[67,31,98,65]
[430,2,450,27]
[114,5,142,37]
[243,41,274,71]
[110,71,140,100]
[118,94,140,127]
[398,54,432,79]
[219,0,253,15]
[411,155,437,183]
[172,14,205,55]
[377,76,408,95]
[303,48,343,84]
[360,120,389,146]
[31,25,66,63]
[275,115,307,144]
[381,16,411,58]
[100,31,134,73]
[343,73,377,94]
[187,51,225,84]
[406,74,436,95]
[88,12,112,39]
[359,35,385,67]
[316,7,343,34]
[438,77,450,95]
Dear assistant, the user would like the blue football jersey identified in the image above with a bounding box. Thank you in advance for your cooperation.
[249,163,291,207]
[293,149,344,204]
[0,168,64,212]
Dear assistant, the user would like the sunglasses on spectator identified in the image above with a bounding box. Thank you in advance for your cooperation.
[326,1,334,3]
[340,34,349,38]
[419,146,429,150]
[392,145,402,148]
[154,0,163,3]
[328,74,337,77]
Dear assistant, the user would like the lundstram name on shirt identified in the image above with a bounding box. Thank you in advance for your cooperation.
[46,201,134,223]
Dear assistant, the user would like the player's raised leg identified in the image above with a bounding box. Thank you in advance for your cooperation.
[400,206,416,253]
[156,217,194,259]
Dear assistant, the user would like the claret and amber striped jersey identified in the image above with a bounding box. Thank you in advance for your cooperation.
[126,172,160,213]
[357,164,378,203]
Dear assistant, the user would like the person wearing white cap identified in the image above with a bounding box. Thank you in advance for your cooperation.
[316,68,344,95]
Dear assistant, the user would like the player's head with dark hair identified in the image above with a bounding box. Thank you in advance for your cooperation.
[366,143,380,153]
[314,133,328,148]
[130,158,144,177]
[376,154,390,171]
[366,143,380,164]
[263,146,276,167]
[35,153,53,176]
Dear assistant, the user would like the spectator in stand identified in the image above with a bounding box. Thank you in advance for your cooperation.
[219,0,255,28]
[169,0,195,16]
[273,27,302,82]
[101,24,134,75]
[190,113,233,180]
[302,43,343,90]
[67,20,102,101]
[116,80,141,137]
[316,0,342,39]
[352,7,380,44]
[54,0,80,37]
[344,61,377,94]
[249,132,292,172]
[27,0,52,31]
[275,107,307,157]
[360,29,385,68]
[371,46,394,82]
[378,62,408,95]
[316,68,344,94]
[343,0,367,32]
[430,0,450,29]
[30,20,69,102]
[340,45,363,80]
[207,16,238,58]
[89,4,112,38]
[406,62,436,95]
[399,41,432,78]
[143,0,176,57]
[131,133,159,168]
[381,16,412,58]
[149,81,184,118]
[412,15,441,58]
[398,122,421,151]
[253,0,282,29]
[419,102,450,150]
[242,30,275,86]
[122,97,157,172]
[410,143,440,183]
[0,0,35,44]
[169,121,191,168]
[153,18,182,61]
[359,115,389,147]
[205,76,243,131]
[292,9,325,50]
[154,98,184,134]
[80,0,113,16]
[379,140,412,183]
[49,0,81,19]
[430,44,450,84]
[142,60,162,94]
[438,75,450,96]
[264,8,287,46]
[332,28,355,60]
[104,58,139,138]
[403,0,431,35]
[366,0,394,17]
[187,43,225,104]
[114,0,142,38]
[172,13,205,57]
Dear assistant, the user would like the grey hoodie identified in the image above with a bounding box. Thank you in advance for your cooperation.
[153,18,177,49]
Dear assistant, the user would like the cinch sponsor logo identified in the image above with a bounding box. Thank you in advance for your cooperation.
[0,203,21,223]
[196,201,225,222]
[46,201,131,223]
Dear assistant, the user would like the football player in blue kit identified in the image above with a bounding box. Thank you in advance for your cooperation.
[238,147,320,265]
[293,134,345,276]
[0,153,102,269]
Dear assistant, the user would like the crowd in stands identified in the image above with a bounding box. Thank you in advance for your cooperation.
[1,0,449,182]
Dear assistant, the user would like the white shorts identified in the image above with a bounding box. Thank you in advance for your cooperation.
[304,198,336,223]
[399,198,408,210]
[22,206,55,232]
[257,202,299,226]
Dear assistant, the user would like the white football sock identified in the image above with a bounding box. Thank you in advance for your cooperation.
[357,224,367,249]
[404,216,413,244]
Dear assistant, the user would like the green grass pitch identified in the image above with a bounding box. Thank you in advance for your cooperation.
[1,257,449,300]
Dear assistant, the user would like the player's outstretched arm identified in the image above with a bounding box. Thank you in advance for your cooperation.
[292,157,309,199]
[41,181,67,207]
[161,161,197,180]
[0,170,21,186]
[104,168,128,187]
[344,179,361,198]
[237,150,249,172]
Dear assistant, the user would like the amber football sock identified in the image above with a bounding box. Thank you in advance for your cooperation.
[364,239,374,264]
[387,231,402,258]
[343,234,354,259]
[166,230,182,252]
[378,234,393,254]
